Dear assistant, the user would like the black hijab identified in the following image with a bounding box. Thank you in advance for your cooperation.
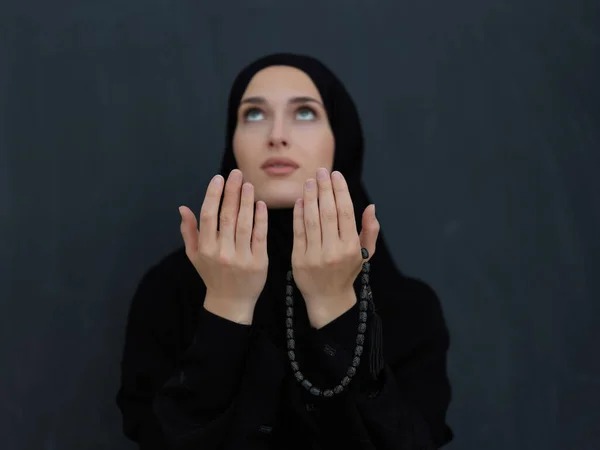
[218,53,402,353]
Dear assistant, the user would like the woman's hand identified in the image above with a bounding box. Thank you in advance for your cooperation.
[179,169,269,324]
[291,168,380,328]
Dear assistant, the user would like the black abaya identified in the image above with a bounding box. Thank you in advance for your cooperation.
[116,53,453,449]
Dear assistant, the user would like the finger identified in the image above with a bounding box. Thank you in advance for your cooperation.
[236,182,254,254]
[179,206,199,258]
[303,178,321,252]
[316,168,339,249]
[358,204,380,262]
[251,200,268,257]
[293,198,306,255]
[331,171,357,242]
[198,174,224,250]
[219,169,243,251]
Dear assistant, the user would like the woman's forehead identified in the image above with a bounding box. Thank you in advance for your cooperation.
[240,65,323,103]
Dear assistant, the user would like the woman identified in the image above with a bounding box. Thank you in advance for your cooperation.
[117,53,453,450]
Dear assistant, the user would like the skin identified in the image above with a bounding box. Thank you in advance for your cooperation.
[232,65,335,209]
[231,65,380,327]
[292,170,379,328]
[180,65,379,327]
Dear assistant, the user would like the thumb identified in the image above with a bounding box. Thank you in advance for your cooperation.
[359,204,379,261]
[179,206,199,257]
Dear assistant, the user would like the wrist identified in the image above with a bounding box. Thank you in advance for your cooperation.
[204,295,256,325]
[305,289,357,329]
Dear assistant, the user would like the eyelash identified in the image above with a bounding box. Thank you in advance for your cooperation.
[242,105,318,121]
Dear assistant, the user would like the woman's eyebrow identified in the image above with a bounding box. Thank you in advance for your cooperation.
[288,96,322,106]
[240,96,323,106]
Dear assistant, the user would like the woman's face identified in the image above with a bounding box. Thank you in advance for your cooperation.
[233,65,335,209]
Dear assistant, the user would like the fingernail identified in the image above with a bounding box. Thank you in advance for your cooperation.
[373,204,376,214]
[212,175,223,186]
[305,179,315,190]
[331,171,342,180]
[317,168,328,181]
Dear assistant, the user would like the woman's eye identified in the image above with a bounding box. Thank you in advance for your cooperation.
[296,107,316,121]
[245,108,264,121]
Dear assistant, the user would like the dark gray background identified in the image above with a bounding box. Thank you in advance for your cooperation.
[1,0,599,449]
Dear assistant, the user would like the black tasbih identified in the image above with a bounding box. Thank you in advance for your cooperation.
[285,247,380,398]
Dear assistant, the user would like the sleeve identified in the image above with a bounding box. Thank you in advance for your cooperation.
[116,265,251,450]
[307,283,454,449]
[152,309,252,450]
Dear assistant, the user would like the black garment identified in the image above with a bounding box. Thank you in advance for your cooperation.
[116,53,453,449]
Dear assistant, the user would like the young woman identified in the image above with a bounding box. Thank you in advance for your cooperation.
[117,53,453,450]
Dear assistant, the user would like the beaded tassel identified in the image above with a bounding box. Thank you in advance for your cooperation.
[361,257,385,380]
[285,248,383,397]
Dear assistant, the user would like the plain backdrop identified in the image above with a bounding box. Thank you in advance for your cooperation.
[1,1,599,449]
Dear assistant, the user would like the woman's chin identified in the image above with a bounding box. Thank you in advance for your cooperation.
[259,194,299,210]
[255,183,304,210]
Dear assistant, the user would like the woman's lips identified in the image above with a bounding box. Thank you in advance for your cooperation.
[262,165,298,176]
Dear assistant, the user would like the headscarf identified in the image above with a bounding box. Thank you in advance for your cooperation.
[218,53,401,375]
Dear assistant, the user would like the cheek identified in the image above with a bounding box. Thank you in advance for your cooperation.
[233,132,265,183]
[308,129,335,169]
[233,131,255,167]
[232,134,242,165]
[297,135,333,174]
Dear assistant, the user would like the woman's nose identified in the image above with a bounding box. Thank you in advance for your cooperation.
[268,117,289,148]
